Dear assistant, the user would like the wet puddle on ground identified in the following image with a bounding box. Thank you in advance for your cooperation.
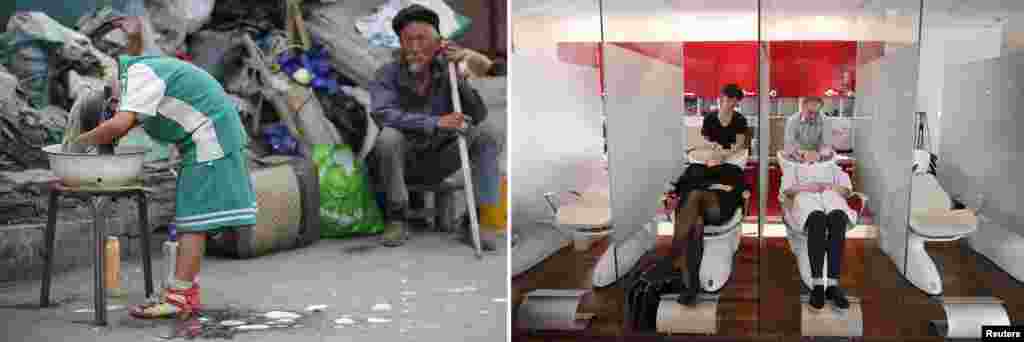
[151,308,309,340]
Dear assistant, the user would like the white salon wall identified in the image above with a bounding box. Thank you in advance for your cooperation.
[508,50,606,231]
[853,46,918,271]
[916,25,1003,154]
[602,44,687,242]
[940,50,1024,282]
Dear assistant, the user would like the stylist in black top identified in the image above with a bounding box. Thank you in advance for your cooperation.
[702,84,749,153]
[667,84,750,306]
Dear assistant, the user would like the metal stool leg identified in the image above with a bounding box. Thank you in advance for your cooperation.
[137,191,154,298]
[436,190,455,232]
[40,190,59,307]
[91,196,107,326]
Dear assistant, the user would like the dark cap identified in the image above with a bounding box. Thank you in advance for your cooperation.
[392,4,440,37]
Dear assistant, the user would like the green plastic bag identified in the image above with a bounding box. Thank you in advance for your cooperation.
[312,144,384,238]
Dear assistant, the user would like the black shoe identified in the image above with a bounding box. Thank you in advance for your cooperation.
[677,290,698,306]
[810,285,825,310]
[676,271,699,307]
[826,286,850,309]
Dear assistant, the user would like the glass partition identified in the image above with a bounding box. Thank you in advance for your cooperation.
[508,0,612,337]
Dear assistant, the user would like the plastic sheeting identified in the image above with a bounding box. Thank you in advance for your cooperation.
[188,29,243,82]
[4,12,95,109]
[6,12,93,61]
[141,0,216,54]
[305,1,395,87]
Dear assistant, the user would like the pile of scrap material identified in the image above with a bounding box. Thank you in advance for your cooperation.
[0,0,501,224]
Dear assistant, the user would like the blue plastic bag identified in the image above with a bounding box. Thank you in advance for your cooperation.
[262,122,300,155]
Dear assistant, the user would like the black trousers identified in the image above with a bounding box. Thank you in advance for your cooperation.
[806,210,849,280]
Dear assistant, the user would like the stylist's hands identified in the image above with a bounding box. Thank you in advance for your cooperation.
[438,112,466,130]
[831,185,851,197]
[800,150,820,163]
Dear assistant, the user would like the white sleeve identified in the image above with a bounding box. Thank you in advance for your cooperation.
[117,64,166,117]
[781,161,797,193]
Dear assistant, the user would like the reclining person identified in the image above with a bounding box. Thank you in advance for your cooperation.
[780,151,857,310]
[668,84,749,306]
[784,96,834,162]
[370,5,504,249]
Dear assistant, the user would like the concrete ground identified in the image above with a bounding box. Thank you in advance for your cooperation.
[0,231,509,342]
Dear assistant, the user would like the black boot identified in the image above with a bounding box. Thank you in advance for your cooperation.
[677,274,698,306]
[677,231,703,307]
[826,286,850,309]
[810,285,825,310]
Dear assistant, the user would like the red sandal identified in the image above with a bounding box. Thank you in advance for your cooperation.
[130,283,202,319]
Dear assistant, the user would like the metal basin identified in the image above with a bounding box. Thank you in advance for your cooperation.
[42,144,149,187]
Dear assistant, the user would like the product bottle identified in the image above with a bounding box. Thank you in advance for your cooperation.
[163,224,178,288]
[104,236,121,297]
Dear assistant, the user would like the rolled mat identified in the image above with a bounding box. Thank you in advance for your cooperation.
[208,158,320,258]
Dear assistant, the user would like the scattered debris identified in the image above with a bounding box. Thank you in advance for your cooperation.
[73,304,125,313]
[372,303,392,312]
[235,324,270,331]
[446,286,478,294]
[367,317,392,324]
[264,311,301,320]
[1,169,58,187]
[334,317,356,325]
[269,318,296,325]
[304,304,329,312]
[219,320,247,327]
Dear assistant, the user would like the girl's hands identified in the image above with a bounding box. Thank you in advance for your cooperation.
[110,16,143,36]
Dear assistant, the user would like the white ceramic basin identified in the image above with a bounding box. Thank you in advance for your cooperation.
[42,144,149,187]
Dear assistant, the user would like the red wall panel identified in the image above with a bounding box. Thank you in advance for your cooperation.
[713,42,759,95]
[556,40,861,98]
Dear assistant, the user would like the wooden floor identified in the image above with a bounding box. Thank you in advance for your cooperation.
[511,233,1024,342]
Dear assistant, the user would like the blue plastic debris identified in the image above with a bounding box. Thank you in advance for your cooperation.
[275,43,355,95]
[262,122,300,156]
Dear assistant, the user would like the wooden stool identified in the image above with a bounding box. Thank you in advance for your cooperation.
[39,183,154,326]
[408,179,464,232]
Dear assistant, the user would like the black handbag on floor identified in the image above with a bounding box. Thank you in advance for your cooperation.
[624,256,685,331]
